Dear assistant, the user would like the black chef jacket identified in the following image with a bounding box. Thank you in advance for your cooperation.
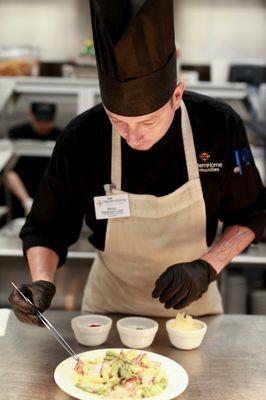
[20,91,266,267]
[9,123,61,198]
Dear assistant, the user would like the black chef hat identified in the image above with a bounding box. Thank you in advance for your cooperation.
[90,0,177,116]
[30,102,56,121]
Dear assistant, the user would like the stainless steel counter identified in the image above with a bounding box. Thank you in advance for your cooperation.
[1,311,265,400]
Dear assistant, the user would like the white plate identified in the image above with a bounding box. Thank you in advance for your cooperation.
[54,348,189,400]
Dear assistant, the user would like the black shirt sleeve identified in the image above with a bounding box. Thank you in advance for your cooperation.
[20,128,85,266]
[8,124,27,139]
[218,111,266,242]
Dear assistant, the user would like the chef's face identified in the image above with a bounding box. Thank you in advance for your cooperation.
[28,112,55,136]
[105,82,185,151]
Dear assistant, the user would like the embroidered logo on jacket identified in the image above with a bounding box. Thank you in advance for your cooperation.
[198,151,223,172]
[199,152,210,162]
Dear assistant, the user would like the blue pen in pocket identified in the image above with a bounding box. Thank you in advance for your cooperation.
[234,149,243,175]
[240,147,252,166]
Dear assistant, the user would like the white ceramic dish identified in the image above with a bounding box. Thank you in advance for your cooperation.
[166,318,207,350]
[117,316,158,349]
[71,315,112,346]
[54,348,189,400]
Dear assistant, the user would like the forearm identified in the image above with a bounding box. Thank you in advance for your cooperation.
[201,225,255,274]
[6,171,29,203]
[26,246,58,283]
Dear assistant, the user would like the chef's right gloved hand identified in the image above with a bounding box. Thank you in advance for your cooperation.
[8,280,56,327]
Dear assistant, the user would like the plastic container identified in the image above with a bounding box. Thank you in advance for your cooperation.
[166,318,207,350]
[71,315,112,346]
[116,317,158,349]
[0,46,40,76]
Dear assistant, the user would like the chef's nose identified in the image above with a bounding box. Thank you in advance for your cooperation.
[126,129,143,145]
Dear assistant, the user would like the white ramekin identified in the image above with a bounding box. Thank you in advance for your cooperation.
[165,318,207,350]
[71,314,112,346]
[117,316,158,349]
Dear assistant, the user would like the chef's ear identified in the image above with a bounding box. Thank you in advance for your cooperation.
[171,81,185,110]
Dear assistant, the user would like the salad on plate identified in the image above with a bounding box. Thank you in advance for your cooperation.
[74,349,168,398]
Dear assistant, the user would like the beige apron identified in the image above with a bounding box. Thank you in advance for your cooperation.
[82,101,223,317]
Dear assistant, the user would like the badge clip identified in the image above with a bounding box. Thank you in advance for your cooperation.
[104,183,115,198]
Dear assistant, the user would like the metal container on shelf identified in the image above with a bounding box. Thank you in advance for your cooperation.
[226,273,247,314]
[0,46,40,76]
[62,55,98,79]
[62,63,98,79]
[250,290,266,315]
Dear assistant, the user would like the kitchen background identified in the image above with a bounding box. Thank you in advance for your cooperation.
[1,0,265,66]
[0,0,265,315]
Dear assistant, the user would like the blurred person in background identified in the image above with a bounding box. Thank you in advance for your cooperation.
[7,102,61,216]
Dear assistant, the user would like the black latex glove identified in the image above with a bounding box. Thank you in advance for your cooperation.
[8,280,56,327]
[152,259,217,310]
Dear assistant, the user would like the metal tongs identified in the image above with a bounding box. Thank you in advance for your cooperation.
[11,282,79,361]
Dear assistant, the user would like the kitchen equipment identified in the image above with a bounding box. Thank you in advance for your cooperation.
[225,273,247,314]
[11,282,78,361]
[0,46,39,76]
[250,290,266,314]
[116,316,158,349]
[71,314,112,346]
[0,309,10,336]
[165,318,207,350]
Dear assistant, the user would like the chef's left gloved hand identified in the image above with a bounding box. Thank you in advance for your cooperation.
[152,259,217,309]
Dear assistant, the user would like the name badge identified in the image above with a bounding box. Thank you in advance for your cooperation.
[94,194,131,220]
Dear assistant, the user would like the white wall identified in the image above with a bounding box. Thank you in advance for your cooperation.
[174,0,266,81]
[0,0,92,60]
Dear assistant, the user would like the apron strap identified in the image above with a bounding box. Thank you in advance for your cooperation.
[111,126,122,190]
[111,100,199,188]
[180,100,200,180]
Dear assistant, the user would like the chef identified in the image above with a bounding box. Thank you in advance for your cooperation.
[9,0,266,325]
[7,102,61,216]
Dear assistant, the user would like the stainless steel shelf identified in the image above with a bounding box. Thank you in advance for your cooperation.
[0,227,264,264]
[0,77,248,115]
